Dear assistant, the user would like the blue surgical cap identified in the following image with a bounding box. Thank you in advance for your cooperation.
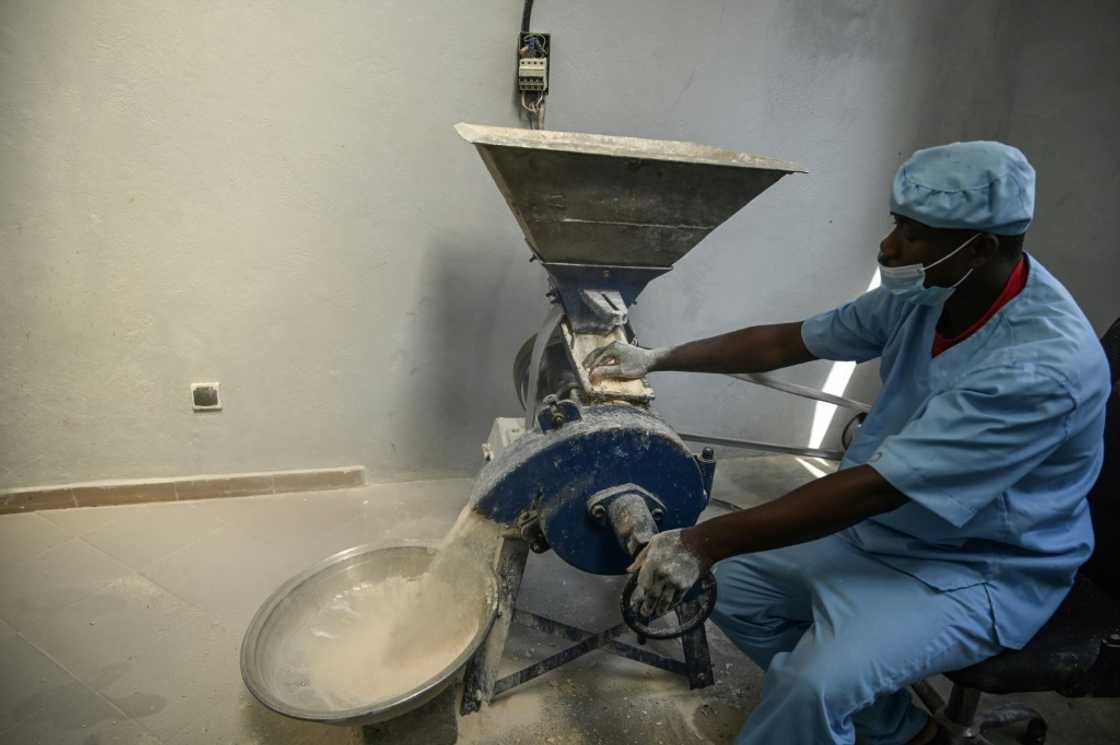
[890,141,1035,235]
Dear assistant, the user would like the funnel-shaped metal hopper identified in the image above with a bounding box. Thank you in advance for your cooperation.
[456,123,803,269]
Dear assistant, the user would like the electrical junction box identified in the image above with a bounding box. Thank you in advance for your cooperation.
[517,31,550,94]
[518,57,548,92]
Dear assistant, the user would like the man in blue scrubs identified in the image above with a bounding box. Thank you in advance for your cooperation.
[584,142,1111,745]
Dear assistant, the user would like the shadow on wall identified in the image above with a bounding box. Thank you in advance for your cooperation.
[628,1,1021,456]
[394,238,544,472]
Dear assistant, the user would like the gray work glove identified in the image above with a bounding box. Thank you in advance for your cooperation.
[627,529,708,619]
[582,341,670,382]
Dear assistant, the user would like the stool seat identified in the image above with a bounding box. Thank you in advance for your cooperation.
[947,576,1120,695]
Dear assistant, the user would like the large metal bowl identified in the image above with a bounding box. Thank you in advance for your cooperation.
[240,543,497,726]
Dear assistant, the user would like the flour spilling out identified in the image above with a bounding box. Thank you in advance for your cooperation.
[270,506,502,712]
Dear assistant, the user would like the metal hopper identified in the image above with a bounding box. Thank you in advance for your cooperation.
[456,122,803,267]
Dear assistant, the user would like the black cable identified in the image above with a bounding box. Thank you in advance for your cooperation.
[841,412,867,451]
[521,0,534,33]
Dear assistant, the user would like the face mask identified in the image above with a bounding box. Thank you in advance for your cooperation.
[878,232,981,306]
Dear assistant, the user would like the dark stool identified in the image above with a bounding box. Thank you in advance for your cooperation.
[912,577,1120,744]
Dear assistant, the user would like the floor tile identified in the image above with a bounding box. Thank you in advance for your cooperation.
[0,513,72,564]
[0,660,159,745]
[303,507,457,561]
[291,497,463,565]
[166,666,359,745]
[141,523,314,633]
[345,478,472,540]
[18,574,209,686]
[84,610,238,741]
[0,540,134,631]
[82,502,226,569]
[195,490,391,574]
[362,478,474,512]
[199,492,360,552]
[40,504,136,536]
[0,629,77,732]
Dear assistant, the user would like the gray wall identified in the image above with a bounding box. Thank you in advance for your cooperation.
[0,1,1113,489]
[1001,0,1120,336]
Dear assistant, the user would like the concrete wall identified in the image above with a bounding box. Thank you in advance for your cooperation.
[0,1,1111,489]
[1001,0,1120,336]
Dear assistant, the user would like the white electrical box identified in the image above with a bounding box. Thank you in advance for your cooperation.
[518,57,548,92]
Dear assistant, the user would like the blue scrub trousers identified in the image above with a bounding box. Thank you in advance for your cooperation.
[711,534,1003,745]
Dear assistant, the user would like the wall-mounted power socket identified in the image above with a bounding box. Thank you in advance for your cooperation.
[191,382,221,411]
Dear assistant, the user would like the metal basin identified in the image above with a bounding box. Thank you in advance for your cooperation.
[240,544,497,726]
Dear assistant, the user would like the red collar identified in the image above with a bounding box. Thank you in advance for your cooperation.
[932,256,1028,357]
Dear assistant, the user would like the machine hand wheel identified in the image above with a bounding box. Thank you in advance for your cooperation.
[620,572,718,640]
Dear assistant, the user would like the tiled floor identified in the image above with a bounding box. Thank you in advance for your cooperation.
[0,457,1116,744]
[0,479,471,745]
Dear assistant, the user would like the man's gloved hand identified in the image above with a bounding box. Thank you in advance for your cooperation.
[627,528,711,619]
[583,341,670,382]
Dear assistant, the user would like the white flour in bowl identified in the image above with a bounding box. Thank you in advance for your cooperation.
[290,507,503,710]
[305,574,474,707]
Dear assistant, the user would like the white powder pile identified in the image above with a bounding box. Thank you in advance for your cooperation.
[306,573,473,708]
[277,506,503,712]
[378,508,503,658]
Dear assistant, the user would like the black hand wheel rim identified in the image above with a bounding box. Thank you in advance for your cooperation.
[620,571,718,640]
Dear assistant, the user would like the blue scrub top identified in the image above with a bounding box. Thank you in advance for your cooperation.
[802,255,1110,648]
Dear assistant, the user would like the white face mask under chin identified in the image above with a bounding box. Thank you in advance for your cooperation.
[878,232,981,306]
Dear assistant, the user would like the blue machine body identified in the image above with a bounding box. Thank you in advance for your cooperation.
[470,402,713,575]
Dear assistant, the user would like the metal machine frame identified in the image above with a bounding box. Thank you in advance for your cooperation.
[460,536,715,715]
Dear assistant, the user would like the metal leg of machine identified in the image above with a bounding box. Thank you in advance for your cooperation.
[460,537,531,715]
[460,491,716,713]
[677,599,715,689]
[490,608,714,696]
[466,603,714,709]
[507,609,691,677]
[460,542,716,714]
